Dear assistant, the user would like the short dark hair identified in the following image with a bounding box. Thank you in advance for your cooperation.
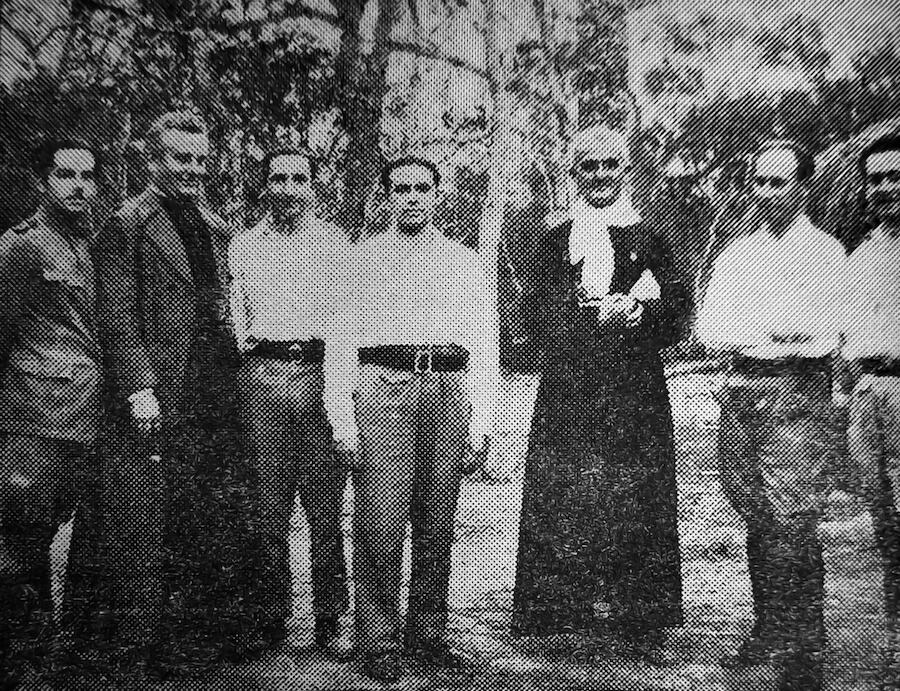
[380,156,441,192]
[32,137,99,180]
[145,110,207,161]
[262,147,319,181]
[859,133,900,174]
[753,138,815,182]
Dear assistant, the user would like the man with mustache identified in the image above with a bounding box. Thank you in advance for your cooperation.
[92,110,264,676]
[0,139,102,686]
[512,125,687,663]
[696,139,847,689]
[844,133,900,684]
[229,149,351,657]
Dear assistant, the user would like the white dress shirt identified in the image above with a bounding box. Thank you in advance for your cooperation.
[228,213,351,348]
[325,225,500,448]
[844,224,900,360]
[229,214,352,435]
[695,213,848,358]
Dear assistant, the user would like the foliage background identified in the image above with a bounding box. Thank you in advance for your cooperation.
[3,0,900,363]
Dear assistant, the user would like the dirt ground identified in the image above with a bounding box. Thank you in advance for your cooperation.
[42,372,893,690]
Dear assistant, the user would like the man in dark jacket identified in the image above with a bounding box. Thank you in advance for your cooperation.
[0,139,102,686]
[92,110,263,676]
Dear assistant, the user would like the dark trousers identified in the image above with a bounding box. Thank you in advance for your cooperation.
[744,522,826,647]
[718,374,832,688]
[352,364,468,655]
[0,433,94,661]
[238,357,348,637]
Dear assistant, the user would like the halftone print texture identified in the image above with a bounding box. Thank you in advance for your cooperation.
[2,0,900,689]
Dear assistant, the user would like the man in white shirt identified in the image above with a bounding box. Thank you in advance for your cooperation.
[696,140,847,686]
[329,156,498,682]
[845,133,900,679]
[229,149,351,657]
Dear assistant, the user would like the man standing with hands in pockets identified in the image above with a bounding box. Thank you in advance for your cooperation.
[328,156,499,683]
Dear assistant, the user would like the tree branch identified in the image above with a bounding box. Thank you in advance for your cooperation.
[44,1,491,86]
[1,16,38,61]
[389,39,490,82]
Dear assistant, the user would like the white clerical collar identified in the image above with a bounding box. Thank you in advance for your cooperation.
[568,193,641,266]
[570,194,641,230]
[568,192,641,296]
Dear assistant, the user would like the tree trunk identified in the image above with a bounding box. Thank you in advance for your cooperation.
[576,0,628,129]
[334,0,399,237]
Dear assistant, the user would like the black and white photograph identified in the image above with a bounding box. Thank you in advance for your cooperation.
[1,1,899,689]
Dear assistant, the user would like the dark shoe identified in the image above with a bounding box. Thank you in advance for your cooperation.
[406,639,471,671]
[361,652,405,683]
[719,635,783,668]
[315,613,353,661]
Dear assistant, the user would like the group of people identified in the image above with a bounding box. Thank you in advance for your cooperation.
[0,104,898,691]
[696,134,900,689]
[0,109,498,687]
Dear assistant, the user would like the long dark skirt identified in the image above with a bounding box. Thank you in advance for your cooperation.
[511,362,683,638]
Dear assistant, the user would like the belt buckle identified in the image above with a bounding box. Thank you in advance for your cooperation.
[414,348,433,374]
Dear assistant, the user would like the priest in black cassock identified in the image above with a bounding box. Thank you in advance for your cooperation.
[512,125,688,663]
[88,111,264,676]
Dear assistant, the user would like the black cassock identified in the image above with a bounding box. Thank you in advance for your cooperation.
[512,219,688,639]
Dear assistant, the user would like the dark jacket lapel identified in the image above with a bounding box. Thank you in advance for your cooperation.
[140,190,193,286]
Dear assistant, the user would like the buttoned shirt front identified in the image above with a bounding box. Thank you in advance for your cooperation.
[844,225,900,361]
[228,213,351,349]
[325,225,500,447]
[695,213,848,358]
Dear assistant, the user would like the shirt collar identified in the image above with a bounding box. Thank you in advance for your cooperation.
[755,212,811,244]
[36,204,93,241]
[388,221,440,243]
[258,211,324,239]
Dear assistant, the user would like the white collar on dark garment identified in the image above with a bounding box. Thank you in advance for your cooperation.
[568,192,641,297]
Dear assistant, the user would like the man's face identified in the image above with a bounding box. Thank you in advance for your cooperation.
[752,148,802,223]
[266,154,314,219]
[572,144,628,208]
[152,129,210,201]
[43,148,97,216]
[864,149,900,224]
[387,164,438,228]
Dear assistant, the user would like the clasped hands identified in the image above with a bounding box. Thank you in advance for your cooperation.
[580,290,644,329]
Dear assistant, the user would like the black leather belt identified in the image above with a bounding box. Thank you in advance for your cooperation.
[731,355,832,378]
[246,338,325,363]
[858,357,900,377]
[358,345,469,373]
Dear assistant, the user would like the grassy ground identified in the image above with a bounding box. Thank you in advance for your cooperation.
[43,372,892,689]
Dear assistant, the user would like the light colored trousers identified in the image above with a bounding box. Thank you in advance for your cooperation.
[352,364,470,655]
